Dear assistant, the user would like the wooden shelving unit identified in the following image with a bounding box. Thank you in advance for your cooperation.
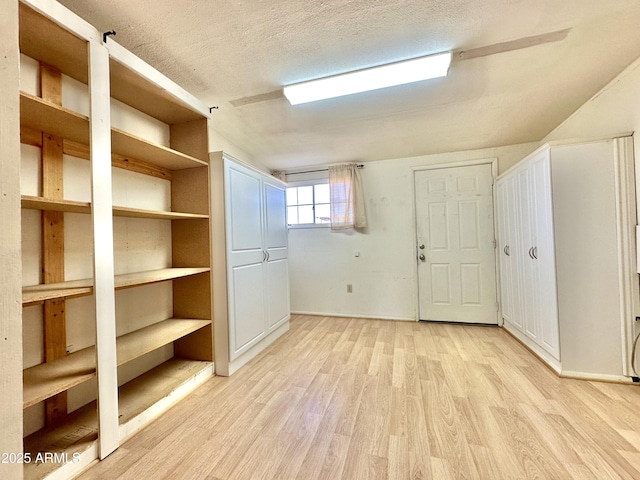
[18,1,213,478]
[23,318,211,407]
[105,6,213,451]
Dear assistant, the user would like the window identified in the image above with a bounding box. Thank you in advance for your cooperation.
[286,183,330,226]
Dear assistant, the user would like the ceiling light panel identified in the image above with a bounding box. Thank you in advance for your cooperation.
[283,52,452,105]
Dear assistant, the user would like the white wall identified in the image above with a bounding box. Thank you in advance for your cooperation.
[1,0,23,477]
[208,127,269,173]
[543,54,640,155]
[289,142,538,320]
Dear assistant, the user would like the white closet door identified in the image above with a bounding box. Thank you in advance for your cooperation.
[516,165,539,341]
[530,153,560,359]
[225,163,266,358]
[263,178,290,331]
[497,176,520,329]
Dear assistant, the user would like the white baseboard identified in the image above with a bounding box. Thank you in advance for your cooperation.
[224,321,290,376]
[118,362,214,443]
[291,310,415,322]
[46,440,97,480]
[559,371,636,384]
[501,321,562,374]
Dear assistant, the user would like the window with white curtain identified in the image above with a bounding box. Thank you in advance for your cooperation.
[328,163,367,230]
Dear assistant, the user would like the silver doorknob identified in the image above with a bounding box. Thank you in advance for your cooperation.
[419,244,425,249]
[419,254,426,261]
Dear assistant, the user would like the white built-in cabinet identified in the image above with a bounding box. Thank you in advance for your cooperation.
[16,1,214,479]
[497,150,560,363]
[211,153,290,376]
[497,138,638,379]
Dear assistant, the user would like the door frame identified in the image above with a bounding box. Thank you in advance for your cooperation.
[411,158,499,323]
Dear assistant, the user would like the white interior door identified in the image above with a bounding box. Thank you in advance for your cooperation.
[415,164,498,324]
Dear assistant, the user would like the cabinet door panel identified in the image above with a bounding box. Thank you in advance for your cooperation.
[264,180,287,252]
[230,262,266,357]
[516,167,539,341]
[228,167,263,253]
[266,258,290,331]
[530,153,560,358]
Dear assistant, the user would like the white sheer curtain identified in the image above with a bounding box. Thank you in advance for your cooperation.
[328,163,367,230]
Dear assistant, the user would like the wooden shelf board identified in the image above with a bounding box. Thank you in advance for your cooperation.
[114,268,210,290]
[23,318,210,409]
[21,196,206,220]
[19,3,89,85]
[23,401,97,480]
[109,58,205,125]
[21,195,91,214]
[112,128,207,171]
[117,319,211,366]
[113,205,208,220]
[22,280,93,306]
[20,92,89,144]
[23,348,96,409]
[22,268,209,305]
[118,358,212,425]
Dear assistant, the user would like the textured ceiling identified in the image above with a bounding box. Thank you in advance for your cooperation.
[59,0,640,170]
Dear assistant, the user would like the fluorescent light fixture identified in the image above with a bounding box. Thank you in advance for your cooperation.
[283,51,452,105]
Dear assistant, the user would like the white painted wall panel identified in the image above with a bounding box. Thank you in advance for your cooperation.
[288,143,536,320]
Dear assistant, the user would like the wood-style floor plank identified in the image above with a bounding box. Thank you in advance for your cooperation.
[79,315,640,480]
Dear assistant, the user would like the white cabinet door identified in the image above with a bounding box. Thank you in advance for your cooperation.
[225,163,266,359]
[516,165,539,342]
[263,178,290,331]
[530,153,560,359]
[497,175,521,329]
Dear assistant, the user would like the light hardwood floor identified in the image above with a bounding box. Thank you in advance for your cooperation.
[79,314,640,480]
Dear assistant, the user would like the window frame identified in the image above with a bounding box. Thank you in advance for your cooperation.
[286,179,331,229]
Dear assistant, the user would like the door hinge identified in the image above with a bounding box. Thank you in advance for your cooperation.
[493,239,497,249]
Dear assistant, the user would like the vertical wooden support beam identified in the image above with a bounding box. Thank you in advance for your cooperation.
[0,0,24,477]
[40,62,68,427]
[89,40,119,459]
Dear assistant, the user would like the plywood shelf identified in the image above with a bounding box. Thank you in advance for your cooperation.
[118,358,212,425]
[21,195,91,214]
[114,267,210,290]
[20,93,206,172]
[20,92,89,144]
[23,402,97,480]
[22,279,93,306]
[109,57,207,125]
[19,2,89,85]
[111,128,207,170]
[23,318,211,409]
[23,347,96,409]
[112,205,209,220]
[21,195,208,220]
[117,319,211,365]
[22,268,210,305]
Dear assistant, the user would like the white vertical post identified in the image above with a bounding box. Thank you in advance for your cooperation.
[0,0,24,478]
[88,40,119,458]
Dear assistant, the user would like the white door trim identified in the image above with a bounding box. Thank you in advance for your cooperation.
[411,158,499,323]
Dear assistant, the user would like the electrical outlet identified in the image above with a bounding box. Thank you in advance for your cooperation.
[347,284,353,293]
